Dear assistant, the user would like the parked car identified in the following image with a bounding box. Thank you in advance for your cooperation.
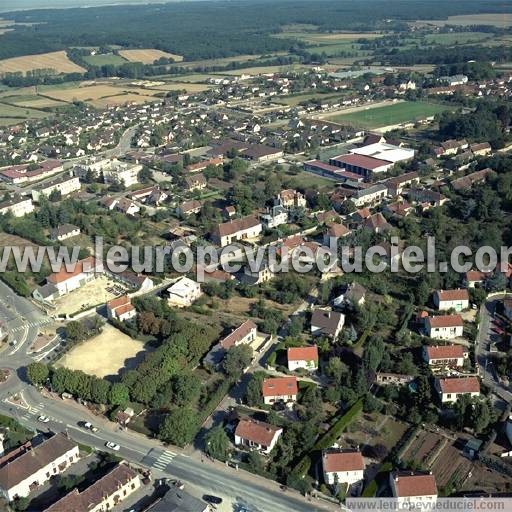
[37,415,49,423]
[105,441,120,451]
[203,495,223,505]
[84,422,99,432]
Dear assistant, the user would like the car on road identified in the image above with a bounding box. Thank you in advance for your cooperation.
[84,422,99,432]
[203,495,223,505]
[105,441,120,451]
[37,415,49,423]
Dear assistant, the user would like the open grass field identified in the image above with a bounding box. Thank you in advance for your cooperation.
[0,233,37,248]
[57,324,146,378]
[417,13,512,28]
[89,93,162,108]
[118,48,183,64]
[54,275,119,316]
[423,31,492,45]
[82,53,128,67]
[149,82,211,93]
[0,102,49,121]
[273,30,382,44]
[324,101,450,129]
[0,51,86,75]
[277,92,344,106]
[223,64,310,76]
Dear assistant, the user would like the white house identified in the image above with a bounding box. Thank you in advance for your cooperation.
[102,161,141,187]
[311,309,345,339]
[433,289,469,312]
[390,472,437,507]
[275,189,306,209]
[0,433,79,501]
[50,224,81,242]
[106,295,137,322]
[425,315,463,340]
[260,206,288,229]
[287,345,318,372]
[46,256,102,296]
[234,418,282,455]
[44,464,140,512]
[31,173,81,203]
[0,197,35,218]
[423,345,467,368]
[213,215,262,247]
[167,277,202,307]
[261,376,298,405]
[220,320,257,350]
[322,449,365,487]
[435,377,480,404]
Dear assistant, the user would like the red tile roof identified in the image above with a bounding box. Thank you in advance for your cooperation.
[235,418,281,447]
[437,377,480,394]
[216,215,260,237]
[220,320,257,350]
[261,376,298,398]
[465,270,489,282]
[435,289,469,302]
[392,472,437,498]
[107,295,130,310]
[327,223,351,237]
[427,314,463,328]
[426,345,465,361]
[333,153,391,170]
[287,345,318,362]
[323,450,364,473]
[47,256,98,285]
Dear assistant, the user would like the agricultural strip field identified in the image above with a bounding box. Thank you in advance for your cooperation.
[0,102,49,125]
[417,13,512,28]
[324,101,450,129]
[82,53,128,67]
[56,324,146,379]
[0,51,86,75]
[118,48,184,64]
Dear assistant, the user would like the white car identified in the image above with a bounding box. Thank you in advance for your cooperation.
[37,415,49,423]
[105,441,120,451]
[84,422,98,432]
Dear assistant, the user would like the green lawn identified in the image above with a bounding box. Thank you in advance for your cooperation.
[82,53,127,66]
[326,101,450,129]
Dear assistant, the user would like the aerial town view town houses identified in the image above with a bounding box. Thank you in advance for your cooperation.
[0,0,511,511]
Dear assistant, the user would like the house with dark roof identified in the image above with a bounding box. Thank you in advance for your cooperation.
[311,308,345,339]
[0,433,79,501]
[43,463,140,512]
[50,223,80,242]
[145,486,208,512]
[234,418,283,454]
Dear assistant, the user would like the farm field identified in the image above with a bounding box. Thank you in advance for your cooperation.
[161,73,225,83]
[223,64,310,76]
[8,96,67,108]
[418,13,512,28]
[0,51,86,75]
[0,102,49,122]
[149,82,211,93]
[324,101,450,129]
[423,31,491,45]
[273,30,383,44]
[82,53,127,67]
[118,48,183,64]
[90,93,162,108]
[57,324,146,378]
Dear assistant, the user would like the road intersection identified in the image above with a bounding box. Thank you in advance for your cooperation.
[0,280,337,512]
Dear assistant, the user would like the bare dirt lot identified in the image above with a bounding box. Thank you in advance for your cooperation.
[57,323,146,378]
[118,48,183,64]
[54,275,122,316]
[0,51,86,75]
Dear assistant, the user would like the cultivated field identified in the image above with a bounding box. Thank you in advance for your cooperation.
[418,13,512,28]
[273,30,383,44]
[0,102,49,124]
[324,101,450,129]
[57,324,146,378]
[0,51,86,75]
[82,53,127,67]
[118,48,184,64]
[0,233,37,248]
[149,82,211,93]
[54,275,120,316]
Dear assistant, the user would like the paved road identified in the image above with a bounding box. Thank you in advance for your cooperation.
[476,294,512,403]
[0,280,337,512]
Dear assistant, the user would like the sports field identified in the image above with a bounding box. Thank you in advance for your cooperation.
[325,101,450,129]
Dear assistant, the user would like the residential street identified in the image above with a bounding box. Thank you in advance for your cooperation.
[0,281,338,512]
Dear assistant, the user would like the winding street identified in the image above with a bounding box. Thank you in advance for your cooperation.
[0,281,337,512]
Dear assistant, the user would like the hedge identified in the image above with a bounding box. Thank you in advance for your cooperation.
[314,398,364,451]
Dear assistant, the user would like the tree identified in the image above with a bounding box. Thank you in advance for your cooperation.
[90,378,111,404]
[171,372,201,407]
[204,425,230,460]
[158,407,198,447]
[26,362,49,385]
[109,382,130,406]
[65,321,87,342]
[223,344,253,378]
[247,450,266,474]
[245,372,265,406]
